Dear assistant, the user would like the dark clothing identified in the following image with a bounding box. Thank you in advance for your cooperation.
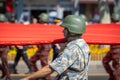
[29,44,51,80]
[102,45,120,80]
[0,46,11,80]
[52,44,60,60]
[12,46,32,73]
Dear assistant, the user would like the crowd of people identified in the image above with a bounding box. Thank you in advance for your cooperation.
[0,12,65,80]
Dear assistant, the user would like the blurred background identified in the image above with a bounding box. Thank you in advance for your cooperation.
[0,0,120,80]
[0,0,117,23]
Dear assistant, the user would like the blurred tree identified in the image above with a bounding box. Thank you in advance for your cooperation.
[113,0,120,22]
[114,0,120,15]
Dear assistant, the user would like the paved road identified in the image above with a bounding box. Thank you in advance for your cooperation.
[8,61,107,74]
[89,76,109,80]
[1,75,109,80]
[0,61,109,80]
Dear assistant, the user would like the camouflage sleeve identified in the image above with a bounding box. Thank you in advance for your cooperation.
[49,45,78,74]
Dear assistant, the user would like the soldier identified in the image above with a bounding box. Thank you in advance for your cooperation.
[21,15,90,80]
[52,44,61,61]
[112,13,120,23]
[29,13,51,80]
[102,45,120,80]
[12,45,33,74]
[0,14,11,80]
[79,14,87,22]
[0,13,8,22]
[102,14,120,80]
[79,14,88,25]
[38,13,49,23]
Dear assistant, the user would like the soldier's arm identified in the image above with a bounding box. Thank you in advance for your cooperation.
[20,65,53,80]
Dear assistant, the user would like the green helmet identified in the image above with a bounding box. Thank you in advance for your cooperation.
[0,14,8,22]
[112,13,120,21]
[79,14,87,22]
[38,13,49,22]
[61,15,86,34]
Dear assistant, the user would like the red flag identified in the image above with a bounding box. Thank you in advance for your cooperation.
[0,23,120,45]
[6,0,14,13]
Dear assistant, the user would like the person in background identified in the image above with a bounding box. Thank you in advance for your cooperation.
[52,44,61,61]
[102,45,120,80]
[32,18,38,24]
[53,17,62,25]
[51,18,63,61]
[0,46,11,80]
[102,13,120,80]
[29,13,51,80]
[12,45,33,74]
[22,15,30,25]
[79,14,88,25]
[20,14,90,80]
[92,8,100,23]
[0,13,11,80]
[111,13,120,24]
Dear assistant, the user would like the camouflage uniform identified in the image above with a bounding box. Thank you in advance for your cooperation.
[50,38,90,80]
[0,14,11,80]
[29,44,51,80]
[0,46,11,80]
[29,13,51,80]
[30,44,51,71]
[103,45,120,80]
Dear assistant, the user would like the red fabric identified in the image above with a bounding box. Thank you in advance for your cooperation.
[6,0,14,13]
[0,23,120,45]
[83,23,120,44]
